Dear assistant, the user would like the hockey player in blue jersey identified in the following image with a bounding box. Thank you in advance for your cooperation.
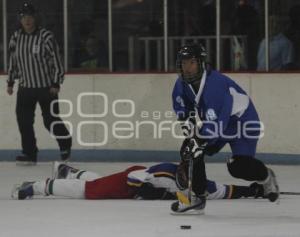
[12,161,265,201]
[171,43,279,214]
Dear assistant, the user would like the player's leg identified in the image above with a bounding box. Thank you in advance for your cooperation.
[222,183,265,199]
[37,88,72,161]
[204,140,227,156]
[15,88,38,165]
[172,139,207,214]
[12,165,146,200]
[172,160,207,214]
[11,178,86,199]
[53,161,101,181]
[204,179,264,199]
[191,155,207,198]
[228,138,279,202]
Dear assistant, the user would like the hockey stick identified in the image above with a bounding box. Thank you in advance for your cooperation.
[187,153,193,201]
[280,191,300,195]
[186,137,205,201]
[186,121,199,201]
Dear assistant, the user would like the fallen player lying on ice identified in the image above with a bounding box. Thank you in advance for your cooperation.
[12,161,266,200]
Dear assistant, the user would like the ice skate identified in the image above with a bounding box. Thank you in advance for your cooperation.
[52,161,79,179]
[259,168,280,202]
[16,155,36,166]
[11,182,34,200]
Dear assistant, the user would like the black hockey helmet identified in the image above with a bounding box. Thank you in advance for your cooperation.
[18,2,36,17]
[176,43,207,84]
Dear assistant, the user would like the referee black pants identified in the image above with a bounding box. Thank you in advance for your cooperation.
[16,87,72,158]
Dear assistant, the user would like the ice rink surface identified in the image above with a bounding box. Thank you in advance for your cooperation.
[0,162,299,237]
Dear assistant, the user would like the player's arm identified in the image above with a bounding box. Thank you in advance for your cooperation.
[7,34,18,94]
[127,172,176,200]
[206,180,265,199]
[44,32,64,88]
[228,183,265,199]
[127,164,178,200]
[135,182,176,200]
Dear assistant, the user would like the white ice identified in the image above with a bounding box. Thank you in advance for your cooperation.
[0,162,299,237]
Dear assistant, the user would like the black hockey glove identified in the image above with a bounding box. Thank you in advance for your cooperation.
[180,116,196,138]
[135,183,176,200]
[180,137,207,162]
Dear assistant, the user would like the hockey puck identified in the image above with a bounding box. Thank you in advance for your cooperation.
[180,225,191,229]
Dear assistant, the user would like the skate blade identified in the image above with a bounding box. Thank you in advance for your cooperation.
[170,209,205,215]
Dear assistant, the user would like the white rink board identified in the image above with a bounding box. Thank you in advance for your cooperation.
[0,162,300,237]
[0,73,300,155]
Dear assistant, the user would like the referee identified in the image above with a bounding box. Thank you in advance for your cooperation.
[6,2,72,165]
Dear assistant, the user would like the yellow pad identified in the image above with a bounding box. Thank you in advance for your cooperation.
[176,191,191,205]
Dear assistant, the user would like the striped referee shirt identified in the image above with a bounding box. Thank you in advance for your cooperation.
[7,27,64,88]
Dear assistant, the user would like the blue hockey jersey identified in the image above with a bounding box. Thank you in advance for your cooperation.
[172,70,261,150]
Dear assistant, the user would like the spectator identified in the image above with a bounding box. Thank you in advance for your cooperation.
[285,5,300,69]
[79,36,108,69]
[257,15,294,71]
[231,0,260,70]
[72,18,95,68]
